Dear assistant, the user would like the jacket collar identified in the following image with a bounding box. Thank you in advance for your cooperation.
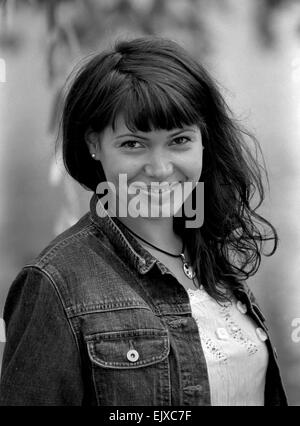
[89,192,166,276]
[89,193,255,307]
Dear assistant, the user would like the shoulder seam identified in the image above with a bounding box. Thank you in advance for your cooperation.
[27,222,95,268]
[22,265,82,363]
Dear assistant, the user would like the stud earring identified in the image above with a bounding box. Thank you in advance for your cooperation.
[91,153,96,159]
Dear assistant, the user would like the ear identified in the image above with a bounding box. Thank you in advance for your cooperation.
[85,128,101,160]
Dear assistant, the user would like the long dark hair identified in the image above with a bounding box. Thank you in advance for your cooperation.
[60,36,278,301]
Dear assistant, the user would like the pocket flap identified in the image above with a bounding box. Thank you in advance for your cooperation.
[86,328,169,369]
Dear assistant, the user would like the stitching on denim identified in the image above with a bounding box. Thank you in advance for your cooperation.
[91,367,101,406]
[87,335,169,368]
[90,203,160,274]
[90,239,161,315]
[155,304,192,316]
[86,226,152,274]
[72,233,160,315]
[86,328,168,340]
[156,327,172,405]
[90,214,147,266]
[89,208,169,317]
[166,349,172,405]
[22,266,82,366]
[29,223,95,267]
[183,384,203,392]
[85,226,137,269]
[66,304,152,318]
[167,318,188,328]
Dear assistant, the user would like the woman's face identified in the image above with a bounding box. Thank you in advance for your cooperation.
[87,115,203,219]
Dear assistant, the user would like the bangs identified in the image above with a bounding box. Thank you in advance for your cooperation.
[105,76,205,133]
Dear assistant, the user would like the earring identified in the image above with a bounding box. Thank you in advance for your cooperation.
[91,153,96,159]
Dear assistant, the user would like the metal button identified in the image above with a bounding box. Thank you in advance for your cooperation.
[139,259,146,267]
[127,349,139,362]
[256,327,268,342]
[236,301,247,314]
[216,327,229,340]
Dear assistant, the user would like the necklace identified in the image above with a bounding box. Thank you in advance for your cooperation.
[118,220,196,281]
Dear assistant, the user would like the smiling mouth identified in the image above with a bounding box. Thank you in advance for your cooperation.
[134,182,182,194]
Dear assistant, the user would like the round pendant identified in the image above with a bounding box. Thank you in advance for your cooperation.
[183,262,196,279]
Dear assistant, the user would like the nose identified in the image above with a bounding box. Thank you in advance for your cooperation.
[143,152,174,180]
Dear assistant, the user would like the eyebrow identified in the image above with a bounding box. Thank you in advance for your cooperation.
[115,127,197,140]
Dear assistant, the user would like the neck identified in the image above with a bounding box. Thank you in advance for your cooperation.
[117,216,182,253]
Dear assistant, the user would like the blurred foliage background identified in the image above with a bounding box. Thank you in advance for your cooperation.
[0,0,300,405]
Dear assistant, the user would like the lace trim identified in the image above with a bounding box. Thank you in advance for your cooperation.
[187,287,233,307]
[187,287,210,302]
[220,305,258,356]
[187,287,258,358]
[199,329,228,363]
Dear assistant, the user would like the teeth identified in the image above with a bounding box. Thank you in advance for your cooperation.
[150,187,169,193]
[150,183,180,192]
[133,182,180,194]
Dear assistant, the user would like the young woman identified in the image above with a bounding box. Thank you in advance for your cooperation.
[0,37,288,406]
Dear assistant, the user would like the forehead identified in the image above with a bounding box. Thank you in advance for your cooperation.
[103,115,201,139]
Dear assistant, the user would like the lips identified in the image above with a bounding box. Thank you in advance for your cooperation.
[133,182,181,194]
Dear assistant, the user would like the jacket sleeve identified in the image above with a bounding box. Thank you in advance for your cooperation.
[0,267,84,406]
[241,281,267,323]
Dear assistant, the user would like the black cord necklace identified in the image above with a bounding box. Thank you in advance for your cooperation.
[118,220,196,280]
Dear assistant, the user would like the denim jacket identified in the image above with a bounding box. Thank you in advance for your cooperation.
[0,193,288,406]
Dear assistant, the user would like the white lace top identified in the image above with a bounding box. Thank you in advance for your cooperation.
[187,286,269,406]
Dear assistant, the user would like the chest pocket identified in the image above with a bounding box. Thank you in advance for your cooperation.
[85,328,171,406]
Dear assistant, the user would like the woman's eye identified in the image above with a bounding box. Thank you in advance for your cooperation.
[120,136,191,149]
[120,141,142,149]
[171,136,190,145]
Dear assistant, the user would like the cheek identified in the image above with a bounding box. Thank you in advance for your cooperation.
[101,155,131,179]
[181,155,203,181]
[103,158,142,192]
[115,159,142,181]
